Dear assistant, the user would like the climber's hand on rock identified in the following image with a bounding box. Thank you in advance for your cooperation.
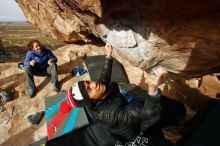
[144,67,167,92]
[105,43,112,57]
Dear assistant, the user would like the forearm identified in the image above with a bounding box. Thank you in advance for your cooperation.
[24,54,31,66]
[24,59,30,66]
[98,56,113,84]
[144,89,161,115]
[48,50,58,63]
[139,90,162,131]
[142,67,167,122]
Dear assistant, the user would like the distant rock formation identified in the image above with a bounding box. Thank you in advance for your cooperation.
[16,0,220,78]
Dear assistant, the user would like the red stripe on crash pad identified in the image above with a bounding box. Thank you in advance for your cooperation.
[47,112,68,140]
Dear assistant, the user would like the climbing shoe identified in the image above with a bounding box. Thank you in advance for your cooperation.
[27,111,45,125]
[28,88,36,98]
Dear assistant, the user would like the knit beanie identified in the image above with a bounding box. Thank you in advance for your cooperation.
[60,81,92,113]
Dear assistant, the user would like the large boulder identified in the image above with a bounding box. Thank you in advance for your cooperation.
[16,0,220,78]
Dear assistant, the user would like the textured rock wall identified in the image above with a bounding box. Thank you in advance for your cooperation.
[16,0,220,78]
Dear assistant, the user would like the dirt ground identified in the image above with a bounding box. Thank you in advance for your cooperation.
[0,44,220,146]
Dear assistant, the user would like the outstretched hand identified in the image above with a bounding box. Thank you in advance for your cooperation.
[144,67,167,92]
[105,43,113,57]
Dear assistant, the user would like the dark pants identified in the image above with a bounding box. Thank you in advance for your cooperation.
[25,63,58,89]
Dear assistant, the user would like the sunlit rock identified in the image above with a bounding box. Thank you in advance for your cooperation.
[16,0,220,78]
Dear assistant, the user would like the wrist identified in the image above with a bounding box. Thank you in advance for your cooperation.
[148,85,158,92]
[148,85,159,96]
[106,55,112,59]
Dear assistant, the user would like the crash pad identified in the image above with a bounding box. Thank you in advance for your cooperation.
[84,55,129,84]
[45,92,89,140]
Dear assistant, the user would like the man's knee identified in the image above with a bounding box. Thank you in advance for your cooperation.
[51,63,57,67]
[50,63,57,71]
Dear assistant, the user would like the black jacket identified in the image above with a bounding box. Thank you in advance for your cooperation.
[46,57,167,146]
[89,56,162,141]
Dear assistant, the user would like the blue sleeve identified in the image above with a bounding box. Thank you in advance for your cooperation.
[47,49,57,63]
[24,51,32,66]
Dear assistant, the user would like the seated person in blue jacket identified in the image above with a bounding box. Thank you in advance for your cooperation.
[24,40,60,98]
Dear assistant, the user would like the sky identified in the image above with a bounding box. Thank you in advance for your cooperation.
[0,0,26,21]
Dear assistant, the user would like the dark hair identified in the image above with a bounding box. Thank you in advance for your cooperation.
[27,40,41,50]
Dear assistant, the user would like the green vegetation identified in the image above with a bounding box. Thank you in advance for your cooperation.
[0,21,64,50]
[0,21,64,62]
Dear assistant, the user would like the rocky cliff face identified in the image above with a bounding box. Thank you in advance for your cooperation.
[16,0,220,78]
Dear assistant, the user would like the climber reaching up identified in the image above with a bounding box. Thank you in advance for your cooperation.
[58,43,185,145]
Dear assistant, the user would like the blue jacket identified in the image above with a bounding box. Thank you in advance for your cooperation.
[24,48,57,70]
